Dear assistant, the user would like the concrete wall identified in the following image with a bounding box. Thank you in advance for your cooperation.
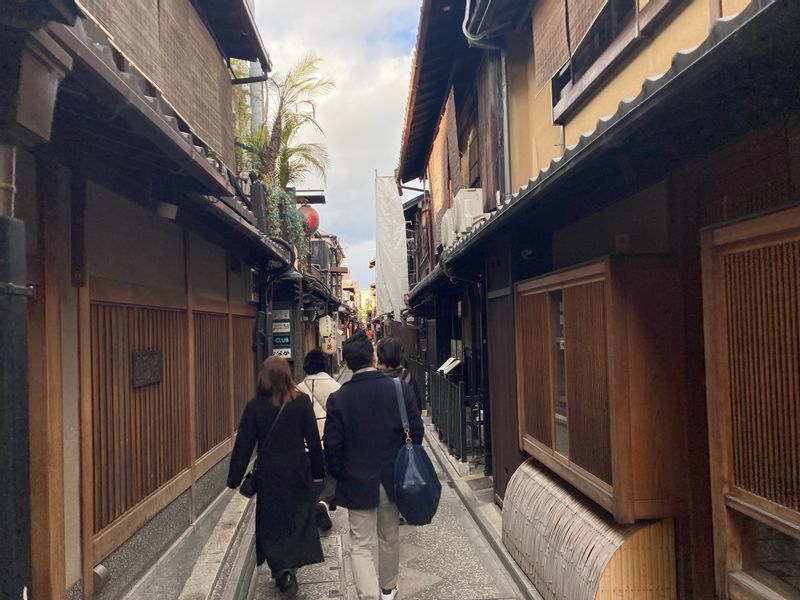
[86,181,184,290]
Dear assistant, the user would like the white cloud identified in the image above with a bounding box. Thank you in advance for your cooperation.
[255,0,421,285]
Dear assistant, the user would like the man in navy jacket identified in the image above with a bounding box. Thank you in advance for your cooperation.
[323,332,423,600]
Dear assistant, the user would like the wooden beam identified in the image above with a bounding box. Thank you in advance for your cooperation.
[28,149,66,600]
[226,252,235,440]
[78,273,94,599]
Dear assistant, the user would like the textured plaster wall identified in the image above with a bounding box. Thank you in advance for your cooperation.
[722,0,751,16]
[86,181,184,291]
[189,232,227,301]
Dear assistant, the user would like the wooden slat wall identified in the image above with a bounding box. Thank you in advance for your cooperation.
[517,293,553,446]
[723,240,800,511]
[194,312,231,456]
[564,282,612,485]
[90,304,188,533]
[232,316,255,426]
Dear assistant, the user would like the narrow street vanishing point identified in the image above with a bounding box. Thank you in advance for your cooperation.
[2,1,800,600]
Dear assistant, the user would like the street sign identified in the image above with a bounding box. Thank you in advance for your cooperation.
[272,321,290,333]
[272,348,292,359]
[273,335,291,346]
[318,315,334,337]
[273,308,291,320]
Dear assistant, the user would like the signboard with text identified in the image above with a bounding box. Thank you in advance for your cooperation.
[273,335,291,346]
[273,309,291,320]
[272,348,292,359]
[272,321,290,333]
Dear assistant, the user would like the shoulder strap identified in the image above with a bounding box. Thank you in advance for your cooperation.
[263,399,289,449]
[393,378,411,441]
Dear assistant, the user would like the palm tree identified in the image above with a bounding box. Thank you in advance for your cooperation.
[246,53,334,187]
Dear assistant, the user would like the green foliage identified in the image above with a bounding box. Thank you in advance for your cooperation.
[231,59,253,172]
[260,181,309,267]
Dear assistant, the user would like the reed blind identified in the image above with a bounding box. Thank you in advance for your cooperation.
[723,240,800,511]
[564,281,612,484]
[518,292,553,446]
[90,303,188,533]
[567,0,608,50]
[533,0,570,91]
[194,312,231,456]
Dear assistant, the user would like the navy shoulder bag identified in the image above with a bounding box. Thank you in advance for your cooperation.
[392,378,441,525]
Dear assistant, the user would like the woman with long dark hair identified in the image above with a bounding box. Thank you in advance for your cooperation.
[227,356,324,595]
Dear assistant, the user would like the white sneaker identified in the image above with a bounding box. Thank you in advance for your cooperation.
[380,588,398,600]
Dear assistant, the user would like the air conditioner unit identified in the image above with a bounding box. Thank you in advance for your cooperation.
[454,188,486,235]
[441,208,456,248]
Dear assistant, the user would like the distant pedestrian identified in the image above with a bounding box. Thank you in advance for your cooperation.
[297,349,342,530]
[376,337,421,412]
[324,332,424,600]
[228,356,324,596]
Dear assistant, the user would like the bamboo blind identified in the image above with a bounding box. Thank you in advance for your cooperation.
[90,303,188,533]
[80,0,236,169]
[723,240,800,511]
[232,316,255,426]
[567,0,608,50]
[518,293,553,446]
[533,0,570,91]
[194,312,231,456]
[564,282,612,484]
[503,460,676,600]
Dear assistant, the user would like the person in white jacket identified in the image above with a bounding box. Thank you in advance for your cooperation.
[297,349,341,531]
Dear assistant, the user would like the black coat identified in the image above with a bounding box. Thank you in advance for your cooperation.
[227,393,325,570]
[323,370,424,510]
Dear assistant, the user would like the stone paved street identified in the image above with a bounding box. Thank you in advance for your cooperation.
[253,433,522,600]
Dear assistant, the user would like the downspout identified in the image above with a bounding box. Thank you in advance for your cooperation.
[462,1,512,202]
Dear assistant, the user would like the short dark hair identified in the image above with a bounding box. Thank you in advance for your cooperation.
[303,349,328,375]
[342,331,374,371]
[376,337,404,368]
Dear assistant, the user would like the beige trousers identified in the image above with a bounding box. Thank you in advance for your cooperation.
[348,485,400,600]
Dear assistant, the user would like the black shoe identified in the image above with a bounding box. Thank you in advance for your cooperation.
[315,501,333,531]
[277,571,298,594]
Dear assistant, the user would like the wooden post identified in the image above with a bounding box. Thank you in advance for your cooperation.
[27,150,66,600]
[73,168,94,599]
[226,253,235,438]
[184,232,198,521]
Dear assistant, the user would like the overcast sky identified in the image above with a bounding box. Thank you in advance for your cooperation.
[255,0,422,288]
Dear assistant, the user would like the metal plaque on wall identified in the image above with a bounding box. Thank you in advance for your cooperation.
[132,350,161,388]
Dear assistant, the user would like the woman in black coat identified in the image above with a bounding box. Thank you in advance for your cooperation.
[227,356,325,595]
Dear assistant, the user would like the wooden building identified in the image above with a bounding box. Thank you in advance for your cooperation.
[398,0,800,598]
[0,2,293,599]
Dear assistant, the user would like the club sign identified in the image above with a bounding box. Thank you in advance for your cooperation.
[273,335,291,346]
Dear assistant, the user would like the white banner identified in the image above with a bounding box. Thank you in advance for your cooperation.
[375,176,410,320]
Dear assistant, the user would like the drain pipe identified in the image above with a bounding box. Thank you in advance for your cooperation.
[462,1,513,202]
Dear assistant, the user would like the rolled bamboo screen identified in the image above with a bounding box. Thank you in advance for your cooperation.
[90,303,188,533]
[503,460,677,600]
[567,0,608,50]
[533,0,570,91]
[79,0,236,169]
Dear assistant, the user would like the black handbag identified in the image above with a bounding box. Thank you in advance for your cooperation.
[391,378,441,525]
[239,399,289,498]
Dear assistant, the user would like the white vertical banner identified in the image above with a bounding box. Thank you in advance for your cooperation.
[375,176,410,320]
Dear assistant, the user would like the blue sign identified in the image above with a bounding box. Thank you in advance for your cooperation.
[273,335,291,346]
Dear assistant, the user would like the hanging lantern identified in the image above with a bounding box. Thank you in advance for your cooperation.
[298,204,319,235]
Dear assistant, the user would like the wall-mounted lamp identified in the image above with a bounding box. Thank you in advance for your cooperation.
[157,202,179,220]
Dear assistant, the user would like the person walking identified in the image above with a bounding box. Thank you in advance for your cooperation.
[228,356,324,595]
[376,337,421,412]
[323,332,424,600]
[296,349,341,530]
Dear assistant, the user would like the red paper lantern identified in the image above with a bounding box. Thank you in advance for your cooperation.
[298,205,319,235]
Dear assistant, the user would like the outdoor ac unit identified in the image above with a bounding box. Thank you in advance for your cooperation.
[441,208,456,248]
[454,188,486,235]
